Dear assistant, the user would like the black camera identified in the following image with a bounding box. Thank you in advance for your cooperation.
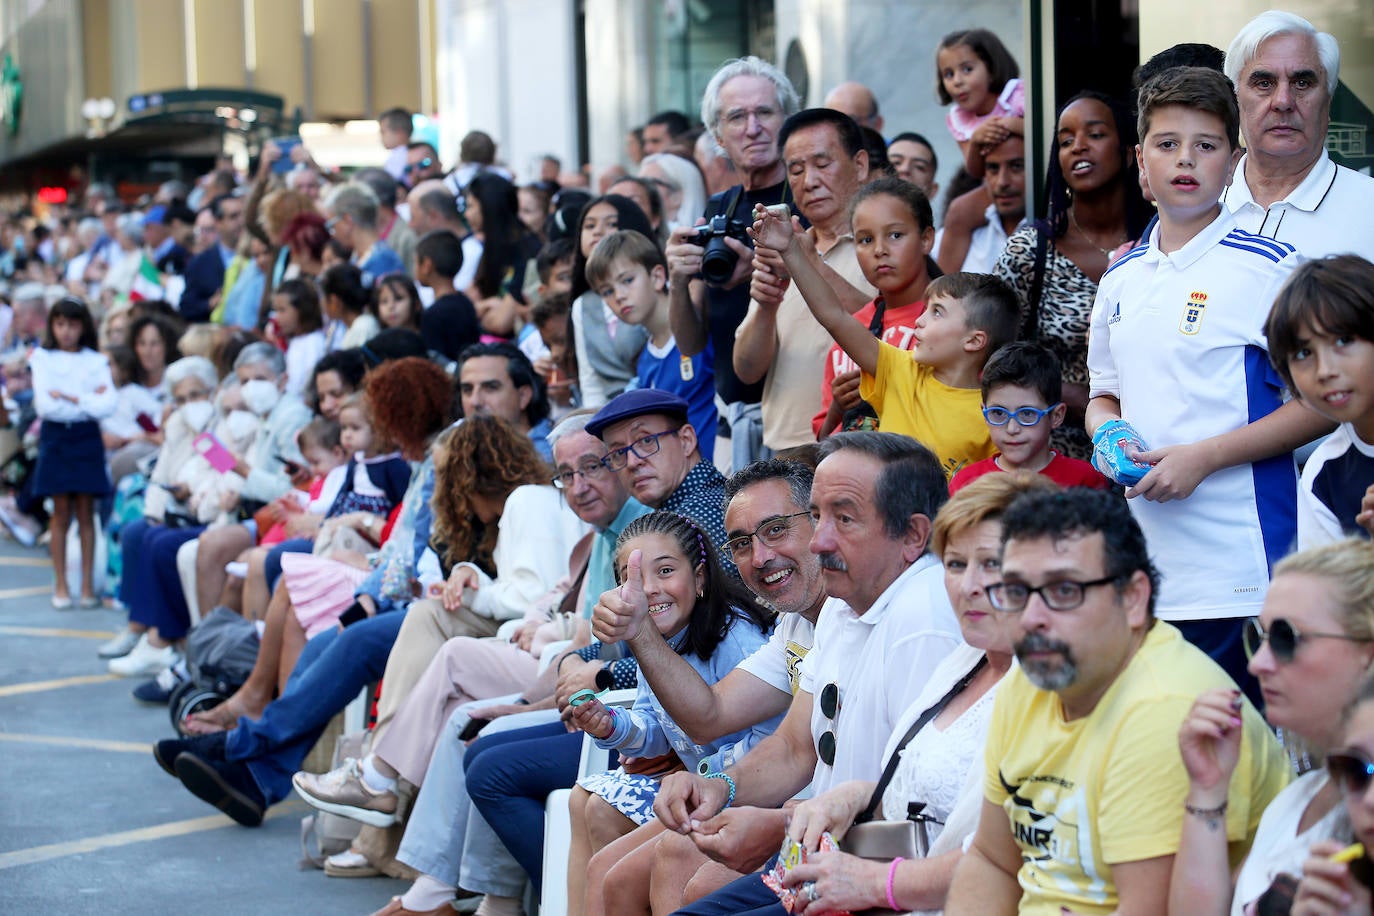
[689,214,751,284]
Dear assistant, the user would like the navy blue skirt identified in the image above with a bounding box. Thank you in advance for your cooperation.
[32,420,111,497]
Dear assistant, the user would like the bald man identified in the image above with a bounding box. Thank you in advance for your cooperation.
[823,81,884,133]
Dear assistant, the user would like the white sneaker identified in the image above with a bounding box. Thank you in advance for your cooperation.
[96,629,141,659]
[108,634,181,678]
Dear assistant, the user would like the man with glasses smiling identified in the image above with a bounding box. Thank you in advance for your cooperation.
[586,389,730,568]
[947,487,1287,916]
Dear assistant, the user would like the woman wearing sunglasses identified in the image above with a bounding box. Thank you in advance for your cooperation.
[1169,538,1374,915]
[774,473,1054,916]
[1292,673,1374,915]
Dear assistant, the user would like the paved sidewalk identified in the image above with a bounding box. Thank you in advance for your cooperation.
[0,536,405,915]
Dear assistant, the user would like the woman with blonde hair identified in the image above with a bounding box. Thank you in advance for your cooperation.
[1171,538,1374,915]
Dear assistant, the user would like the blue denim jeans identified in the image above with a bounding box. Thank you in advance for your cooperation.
[671,869,778,915]
[224,610,407,804]
[463,721,587,894]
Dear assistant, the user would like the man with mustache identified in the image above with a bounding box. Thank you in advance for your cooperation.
[646,432,962,913]
[946,488,1287,916]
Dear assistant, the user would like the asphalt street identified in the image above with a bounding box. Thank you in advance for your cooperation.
[0,535,407,915]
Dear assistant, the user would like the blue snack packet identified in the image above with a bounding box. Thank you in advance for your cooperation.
[1092,418,1153,487]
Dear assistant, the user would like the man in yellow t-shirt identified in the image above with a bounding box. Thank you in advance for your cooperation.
[946,489,1289,916]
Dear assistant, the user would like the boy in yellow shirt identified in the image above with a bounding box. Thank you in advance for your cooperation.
[753,186,1016,477]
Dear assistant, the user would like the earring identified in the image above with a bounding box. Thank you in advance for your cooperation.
[696,589,703,598]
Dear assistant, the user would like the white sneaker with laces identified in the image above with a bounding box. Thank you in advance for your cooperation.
[108,634,182,678]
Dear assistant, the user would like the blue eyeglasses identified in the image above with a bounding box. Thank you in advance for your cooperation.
[982,404,1061,427]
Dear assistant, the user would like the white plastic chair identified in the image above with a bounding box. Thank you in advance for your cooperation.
[540,687,637,916]
[176,539,201,625]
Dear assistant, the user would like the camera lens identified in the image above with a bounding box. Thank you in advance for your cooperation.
[701,237,738,284]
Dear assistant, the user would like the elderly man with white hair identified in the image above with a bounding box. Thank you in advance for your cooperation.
[1222,10,1374,259]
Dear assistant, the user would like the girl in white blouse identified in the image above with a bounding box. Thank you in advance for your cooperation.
[30,297,117,608]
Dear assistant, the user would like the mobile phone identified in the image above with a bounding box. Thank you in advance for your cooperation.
[193,432,237,473]
[457,718,491,742]
[764,203,791,219]
[277,455,303,477]
[270,137,302,174]
[135,412,159,433]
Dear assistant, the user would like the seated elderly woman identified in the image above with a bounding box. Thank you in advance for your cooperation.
[97,355,218,661]
[106,342,310,683]
[1168,537,1374,915]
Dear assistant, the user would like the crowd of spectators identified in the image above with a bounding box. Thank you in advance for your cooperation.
[2,8,1374,916]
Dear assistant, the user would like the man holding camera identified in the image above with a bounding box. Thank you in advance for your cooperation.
[733,108,878,454]
[667,57,802,471]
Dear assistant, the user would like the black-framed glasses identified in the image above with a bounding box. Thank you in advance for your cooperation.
[818,682,840,766]
[721,512,811,562]
[981,404,1061,427]
[551,461,610,490]
[1328,749,1374,796]
[1242,617,1374,664]
[987,575,1123,613]
[602,428,681,471]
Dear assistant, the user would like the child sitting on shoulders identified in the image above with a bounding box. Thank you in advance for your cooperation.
[1085,66,1332,686]
[585,229,717,461]
[951,341,1108,492]
[1265,255,1374,548]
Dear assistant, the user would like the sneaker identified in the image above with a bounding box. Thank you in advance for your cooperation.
[0,495,40,548]
[97,629,141,659]
[292,758,398,827]
[108,634,181,678]
[133,666,185,704]
[154,731,228,777]
[174,752,265,827]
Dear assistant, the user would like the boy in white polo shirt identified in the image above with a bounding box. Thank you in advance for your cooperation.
[1084,66,1332,697]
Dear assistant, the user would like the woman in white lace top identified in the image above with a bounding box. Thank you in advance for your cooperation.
[780,473,1056,915]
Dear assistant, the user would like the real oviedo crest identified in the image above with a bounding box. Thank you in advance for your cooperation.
[1179,291,1207,335]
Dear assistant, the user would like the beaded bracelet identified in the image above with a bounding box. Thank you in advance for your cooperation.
[704,772,736,812]
[886,857,905,911]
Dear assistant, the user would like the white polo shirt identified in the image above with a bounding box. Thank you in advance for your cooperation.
[797,553,962,793]
[1223,151,1374,261]
[1088,209,1302,622]
[737,611,816,697]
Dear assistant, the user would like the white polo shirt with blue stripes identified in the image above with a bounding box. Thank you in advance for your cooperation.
[1088,209,1302,622]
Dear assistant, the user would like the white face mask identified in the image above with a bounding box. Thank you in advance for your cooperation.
[240,378,281,416]
[223,409,260,442]
[179,400,214,432]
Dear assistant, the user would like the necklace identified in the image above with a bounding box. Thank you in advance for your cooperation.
[1069,207,1126,259]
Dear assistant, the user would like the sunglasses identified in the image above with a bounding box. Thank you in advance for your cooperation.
[1242,617,1374,664]
[404,157,435,175]
[818,682,840,766]
[1329,749,1374,797]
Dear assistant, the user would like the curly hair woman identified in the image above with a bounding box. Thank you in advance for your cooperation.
[291,413,590,866]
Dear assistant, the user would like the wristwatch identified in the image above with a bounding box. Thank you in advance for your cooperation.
[595,662,615,692]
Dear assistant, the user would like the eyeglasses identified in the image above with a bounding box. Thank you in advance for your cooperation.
[982,403,1062,427]
[1328,749,1374,796]
[721,512,812,562]
[721,107,779,131]
[602,428,681,471]
[987,575,1123,613]
[404,157,435,175]
[1241,617,1374,664]
[551,461,610,490]
[818,682,840,766]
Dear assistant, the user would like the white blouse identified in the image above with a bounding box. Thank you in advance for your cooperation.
[1232,770,1350,916]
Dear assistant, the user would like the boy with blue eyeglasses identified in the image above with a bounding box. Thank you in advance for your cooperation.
[950,341,1108,492]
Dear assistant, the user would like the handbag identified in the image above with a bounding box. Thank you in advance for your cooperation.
[841,657,990,912]
[835,659,989,916]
